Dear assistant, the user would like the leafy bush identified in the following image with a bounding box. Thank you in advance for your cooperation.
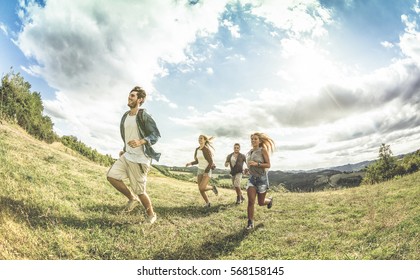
[399,150,420,174]
[364,144,419,184]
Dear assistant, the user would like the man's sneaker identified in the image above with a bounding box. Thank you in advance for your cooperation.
[204,202,211,208]
[124,199,140,212]
[267,197,273,209]
[212,186,218,196]
[246,220,254,230]
[147,213,157,224]
[240,195,245,203]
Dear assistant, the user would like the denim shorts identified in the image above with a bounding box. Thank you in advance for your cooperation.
[247,174,269,193]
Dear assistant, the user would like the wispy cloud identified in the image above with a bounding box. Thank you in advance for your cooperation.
[0,22,8,36]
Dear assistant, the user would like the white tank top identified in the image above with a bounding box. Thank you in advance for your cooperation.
[196,149,209,170]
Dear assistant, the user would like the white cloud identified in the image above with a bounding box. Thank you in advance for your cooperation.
[0,22,8,36]
[17,0,227,91]
[206,67,214,75]
[222,19,241,38]
[278,37,344,91]
[381,41,394,49]
[400,14,420,64]
[249,0,332,39]
[414,0,420,14]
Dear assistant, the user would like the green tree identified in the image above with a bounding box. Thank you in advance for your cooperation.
[378,143,397,180]
[364,143,400,184]
[0,71,58,143]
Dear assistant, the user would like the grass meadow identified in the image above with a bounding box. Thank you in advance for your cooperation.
[0,122,419,260]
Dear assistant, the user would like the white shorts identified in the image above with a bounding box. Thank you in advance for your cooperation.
[197,168,212,177]
[107,156,150,195]
[231,173,243,188]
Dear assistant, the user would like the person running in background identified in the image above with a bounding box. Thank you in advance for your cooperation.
[107,86,161,224]
[245,132,275,230]
[225,143,246,204]
[186,135,218,207]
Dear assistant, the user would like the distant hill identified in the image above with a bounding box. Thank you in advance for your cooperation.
[267,169,364,192]
[303,153,413,173]
[161,165,364,192]
[304,160,375,173]
[159,150,419,192]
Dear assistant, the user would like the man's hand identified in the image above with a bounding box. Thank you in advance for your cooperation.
[128,139,146,148]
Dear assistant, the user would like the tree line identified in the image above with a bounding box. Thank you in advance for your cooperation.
[0,71,114,166]
[61,135,114,166]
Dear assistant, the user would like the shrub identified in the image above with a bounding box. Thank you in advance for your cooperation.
[364,144,419,184]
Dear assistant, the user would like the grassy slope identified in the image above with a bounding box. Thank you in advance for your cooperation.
[0,122,419,260]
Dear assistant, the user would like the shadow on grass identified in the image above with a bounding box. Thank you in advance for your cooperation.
[0,196,134,229]
[2,195,263,259]
[0,196,237,230]
[83,202,126,214]
[154,202,237,219]
[152,224,263,260]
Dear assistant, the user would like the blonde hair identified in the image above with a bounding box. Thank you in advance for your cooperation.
[200,134,215,152]
[251,132,275,154]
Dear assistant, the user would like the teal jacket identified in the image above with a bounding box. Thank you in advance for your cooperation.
[120,109,161,162]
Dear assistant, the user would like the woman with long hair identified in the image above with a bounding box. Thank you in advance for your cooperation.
[186,135,218,207]
[245,132,275,229]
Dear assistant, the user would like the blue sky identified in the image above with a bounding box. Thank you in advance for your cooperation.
[1,0,419,171]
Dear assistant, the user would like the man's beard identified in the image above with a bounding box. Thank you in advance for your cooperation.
[128,102,138,109]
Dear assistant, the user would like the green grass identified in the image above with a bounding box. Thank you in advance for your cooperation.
[0,122,419,259]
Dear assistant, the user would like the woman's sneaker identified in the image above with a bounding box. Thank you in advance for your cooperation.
[147,213,157,224]
[246,220,254,230]
[204,202,211,208]
[267,197,273,209]
[212,186,218,196]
